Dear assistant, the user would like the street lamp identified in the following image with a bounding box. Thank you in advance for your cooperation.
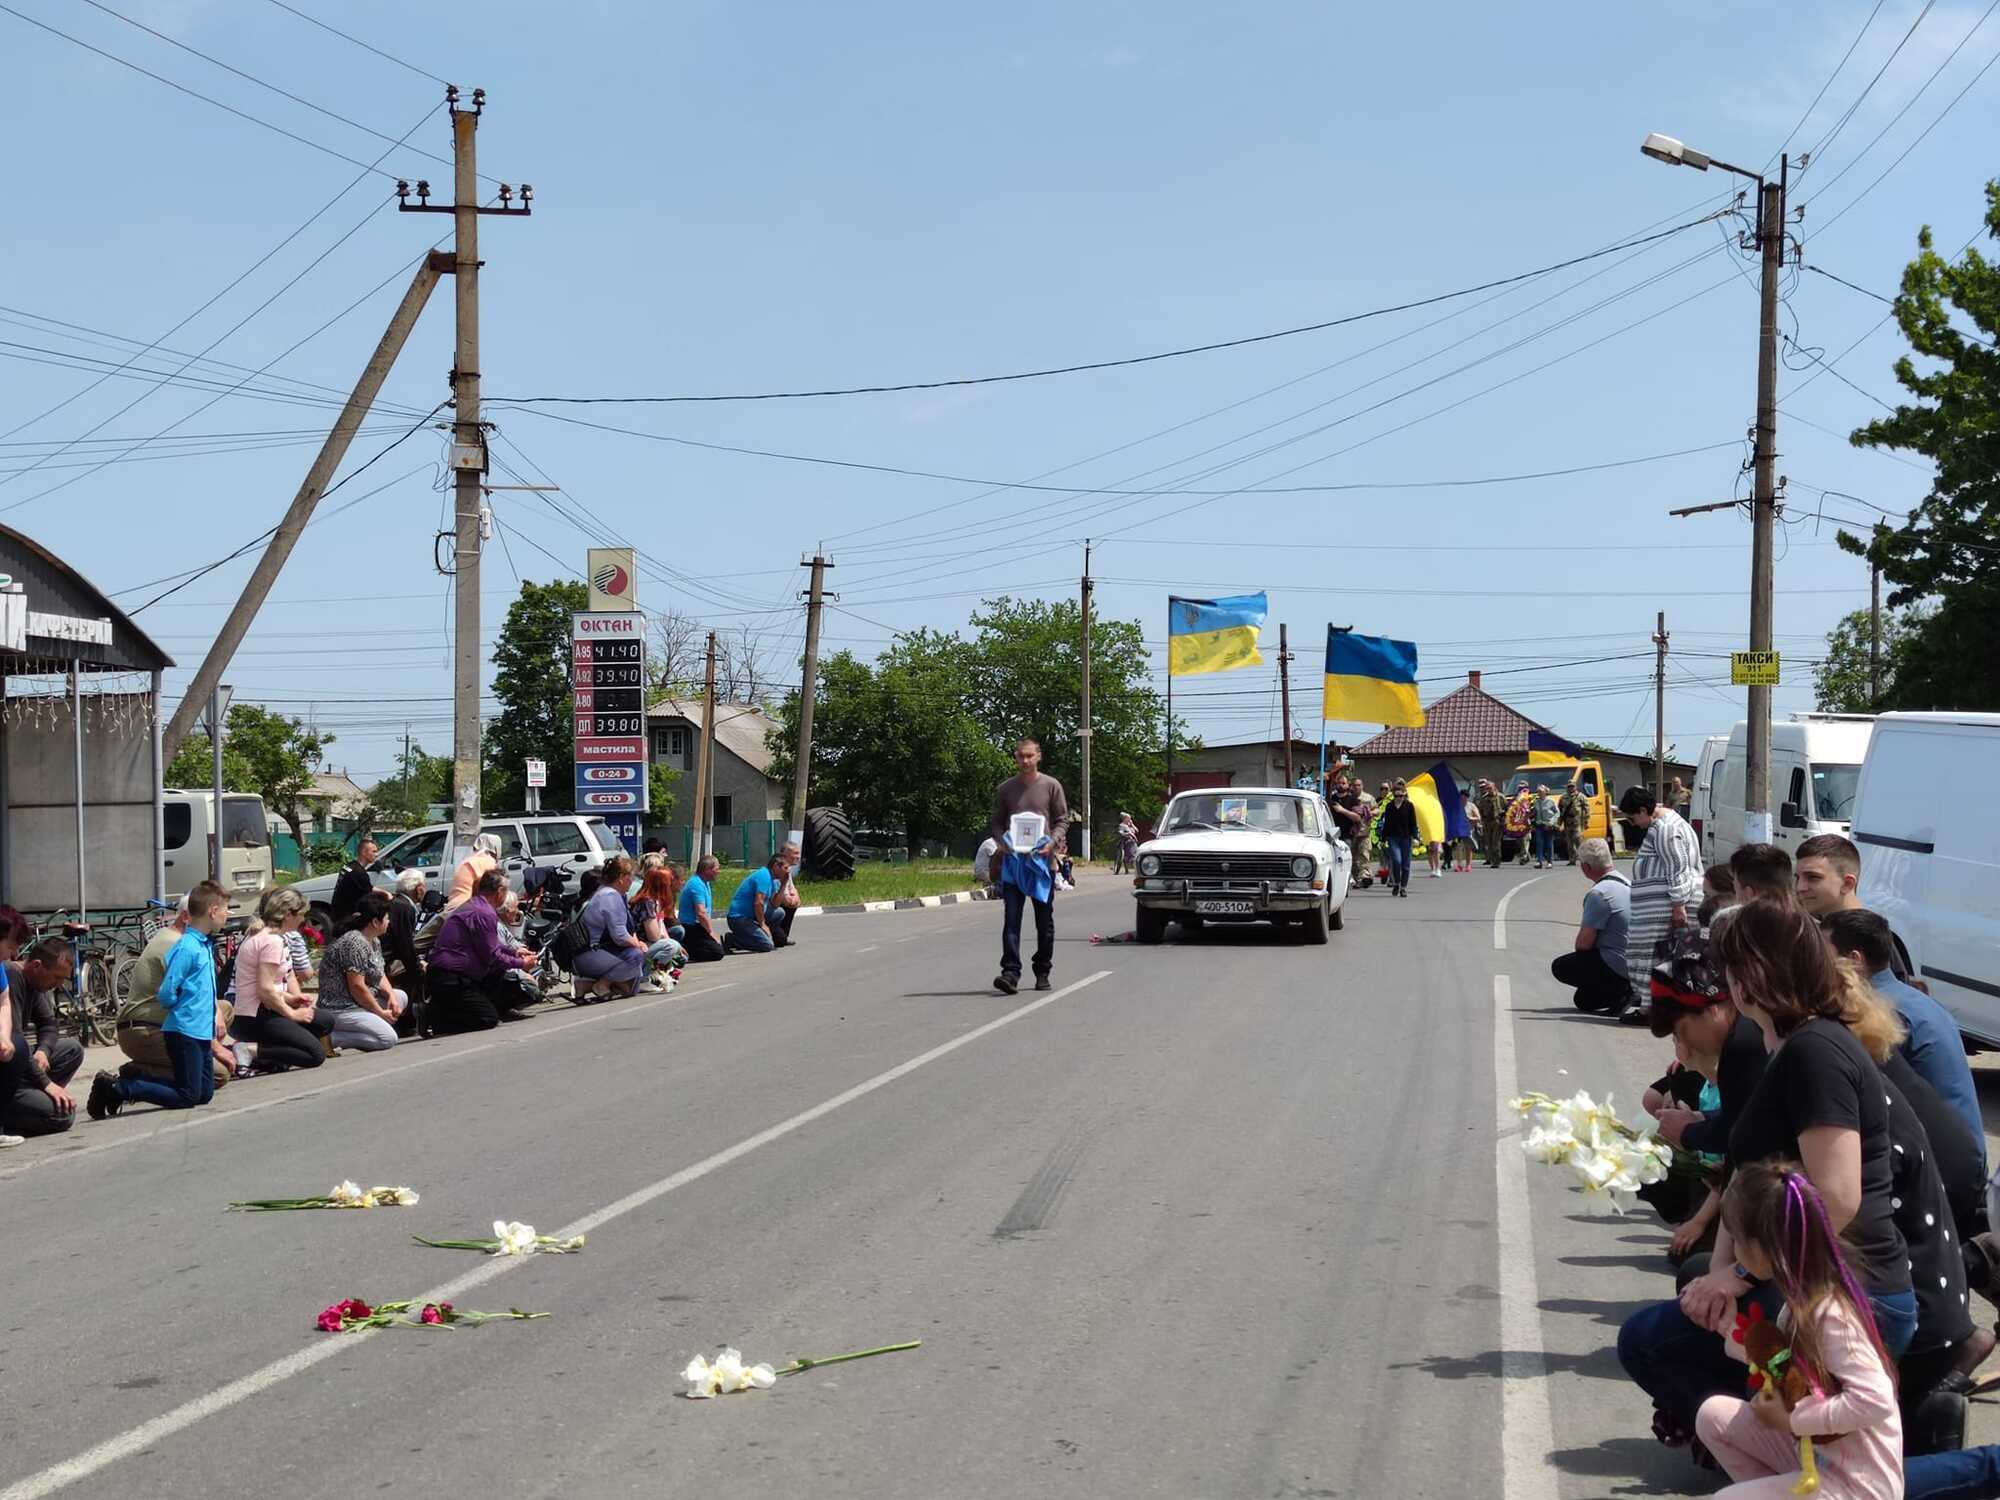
[1642,132,1789,846]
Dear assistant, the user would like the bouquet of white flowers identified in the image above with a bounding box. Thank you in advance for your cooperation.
[1508,1089,1674,1215]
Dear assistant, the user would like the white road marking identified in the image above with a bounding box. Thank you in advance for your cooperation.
[0,969,1114,1500]
[855,944,879,954]
[896,933,923,944]
[1492,973,1559,1500]
[1491,871,1551,950]
[0,983,735,1184]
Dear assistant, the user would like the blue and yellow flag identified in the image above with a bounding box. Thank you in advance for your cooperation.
[1323,629,1424,728]
[1527,729,1584,766]
[1406,761,1471,846]
[1168,593,1267,676]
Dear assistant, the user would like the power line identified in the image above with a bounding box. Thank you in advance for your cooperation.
[1815,36,2000,235]
[0,1,423,181]
[1773,0,1890,166]
[484,214,1724,406]
[1809,0,1936,165]
[259,0,449,86]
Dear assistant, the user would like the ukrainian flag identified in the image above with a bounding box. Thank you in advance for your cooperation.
[1323,629,1424,728]
[1527,728,1584,766]
[1168,593,1267,676]
[1406,761,1470,846]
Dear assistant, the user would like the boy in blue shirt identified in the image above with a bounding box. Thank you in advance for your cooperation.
[89,882,228,1119]
[725,852,793,953]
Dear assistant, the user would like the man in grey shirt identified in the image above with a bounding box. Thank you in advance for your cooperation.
[988,737,1068,995]
[1549,837,1631,1015]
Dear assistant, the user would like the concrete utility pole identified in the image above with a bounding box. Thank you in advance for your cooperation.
[693,631,717,858]
[1653,612,1668,803]
[1745,161,1786,844]
[208,683,228,884]
[1079,542,1093,862]
[790,554,831,825]
[1869,562,1882,705]
[1278,623,1295,786]
[394,87,530,866]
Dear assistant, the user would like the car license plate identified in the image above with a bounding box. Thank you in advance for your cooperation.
[1194,899,1254,916]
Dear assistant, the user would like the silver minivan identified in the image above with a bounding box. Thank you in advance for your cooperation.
[292,814,625,930]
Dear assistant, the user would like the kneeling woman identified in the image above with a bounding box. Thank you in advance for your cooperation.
[316,892,408,1051]
[573,854,647,1001]
[228,886,326,1070]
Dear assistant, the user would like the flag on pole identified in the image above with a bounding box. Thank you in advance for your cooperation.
[1322,630,1424,727]
[1405,761,1470,846]
[1167,593,1268,676]
[1527,728,1585,765]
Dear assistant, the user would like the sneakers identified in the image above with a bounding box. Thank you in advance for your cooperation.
[1033,975,1053,992]
[0,1132,23,1148]
[87,1071,123,1121]
[994,973,1019,995]
[1618,1004,1649,1027]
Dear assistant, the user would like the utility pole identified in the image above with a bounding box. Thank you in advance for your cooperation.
[1869,562,1882,705]
[1653,612,1668,803]
[790,554,831,827]
[1079,542,1093,863]
[208,683,227,884]
[1278,623,1295,786]
[693,631,717,858]
[1744,159,1786,845]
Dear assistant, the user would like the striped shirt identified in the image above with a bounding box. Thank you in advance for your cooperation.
[1626,807,1704,1007]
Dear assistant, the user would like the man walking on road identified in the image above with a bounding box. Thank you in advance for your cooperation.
[1475,779,1507,868]
[1558,781,1586,864]
[989,738,1067,995]
[1617,785,1702,1026]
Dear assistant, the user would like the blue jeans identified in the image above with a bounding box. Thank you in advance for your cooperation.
[1532,826,1557,863]
[115,1030,215,1111]
[1000,882,1053,981]
[643,936,686,971]
[1908,1447,2000,1499]
[1386,836,1412,889]
[727,907,790,952]
[1618,1284,1917,1432]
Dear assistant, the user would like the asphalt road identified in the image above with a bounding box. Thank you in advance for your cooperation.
[4,866,1996,1499]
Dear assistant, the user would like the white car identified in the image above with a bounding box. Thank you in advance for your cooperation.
[1132,787,1351,945]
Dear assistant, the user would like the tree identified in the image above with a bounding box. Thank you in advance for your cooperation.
[223,704,334,848]
[1812,607,1922,713]
[164,732,253,792]
[648,762,681,820]
[483,579,589,815]
[1839,181,2000,710]
[369,741,453,828]
[767,633,1010,855]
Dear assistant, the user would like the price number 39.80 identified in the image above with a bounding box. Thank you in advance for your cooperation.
[579,714,645,737]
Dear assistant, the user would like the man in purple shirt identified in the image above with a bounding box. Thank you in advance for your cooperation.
[427,869,539,1033]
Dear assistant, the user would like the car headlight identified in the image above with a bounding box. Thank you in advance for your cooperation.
[1290,855,1315,879]
[1137,853,1161,877]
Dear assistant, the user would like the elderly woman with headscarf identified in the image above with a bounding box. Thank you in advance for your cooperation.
[444,832,505,911]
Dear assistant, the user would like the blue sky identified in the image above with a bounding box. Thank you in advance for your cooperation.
[3,0,1992,784]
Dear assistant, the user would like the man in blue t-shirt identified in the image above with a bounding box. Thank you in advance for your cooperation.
[725,852,793,954]
[678,855,726,963]
[1551,838,1631,1015]
[90,882,229,1120]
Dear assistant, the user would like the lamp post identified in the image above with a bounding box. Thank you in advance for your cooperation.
[1641,135,1786,843]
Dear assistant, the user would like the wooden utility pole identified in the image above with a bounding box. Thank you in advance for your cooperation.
[1278,623,1294,786]
[1869,562,1882,705]
[1079,542,1093,862]
[790,554,831,825]
[693,631,717,858]
[1653,611,1668,803]
[1745,161,1786,843]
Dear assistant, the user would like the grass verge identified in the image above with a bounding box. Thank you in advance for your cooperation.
[708,859,982,910]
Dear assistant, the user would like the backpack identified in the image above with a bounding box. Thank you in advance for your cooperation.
[547,907,591,970]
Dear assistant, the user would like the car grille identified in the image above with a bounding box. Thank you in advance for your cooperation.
[1151,853,1296,881]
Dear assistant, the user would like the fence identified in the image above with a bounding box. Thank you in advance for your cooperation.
[648,819,787,867]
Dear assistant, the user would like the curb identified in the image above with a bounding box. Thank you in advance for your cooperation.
[796,888,995,918]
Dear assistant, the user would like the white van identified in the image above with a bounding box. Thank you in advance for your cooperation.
[1688,733,1730,860]
[1851,712,2000,1045]
[1704,714,1873,865]
[161,789,274,917]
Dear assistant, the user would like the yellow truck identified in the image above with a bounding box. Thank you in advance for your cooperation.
[1500,759,1614,859]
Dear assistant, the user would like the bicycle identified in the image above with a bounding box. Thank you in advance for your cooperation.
[34,910,121,1047]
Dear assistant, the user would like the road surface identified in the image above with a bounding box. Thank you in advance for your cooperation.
[4,867,1995,1498]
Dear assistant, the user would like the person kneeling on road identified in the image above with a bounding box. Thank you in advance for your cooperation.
[228,886,328,1071]
[427,870,540,1033]
[89,882,230,1119]
[1,937,89,1136]
[573,854,647,999]
[726,852,793,954]
[678,855,726,963]
[316,892,408,1051]
[1550,837,1630,1015]
[117,891,235,1089]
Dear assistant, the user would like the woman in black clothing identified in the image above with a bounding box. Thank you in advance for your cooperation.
[1377,780,1419,897]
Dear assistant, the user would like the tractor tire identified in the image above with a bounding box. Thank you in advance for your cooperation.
[801,806,857,881]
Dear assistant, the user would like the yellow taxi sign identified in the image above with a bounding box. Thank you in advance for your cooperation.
[1730,650,1781,686]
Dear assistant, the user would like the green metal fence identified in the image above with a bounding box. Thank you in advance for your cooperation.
[648,820,787,867]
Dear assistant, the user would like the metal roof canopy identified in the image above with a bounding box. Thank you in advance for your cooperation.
[0,523,174,674]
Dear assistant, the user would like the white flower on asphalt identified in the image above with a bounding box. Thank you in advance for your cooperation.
[372,1186,420,1207]
[493,1220,539,1256]
[683,1347,777,1398]
[329,1180,366,1206]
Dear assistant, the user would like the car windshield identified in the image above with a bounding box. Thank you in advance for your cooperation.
[1811,763,1861,822]
[1163,793,1304,834]
[1505,773,1562,798]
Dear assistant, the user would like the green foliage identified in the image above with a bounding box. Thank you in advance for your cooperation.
[207,704,333,846]
[165,732,254,792]
[483,579,589,814]
[648,762,681,820]
[368,741,453,829]
[767,596,1171,851]
[1840,181,2000,710]
[1812,607,1922,713]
